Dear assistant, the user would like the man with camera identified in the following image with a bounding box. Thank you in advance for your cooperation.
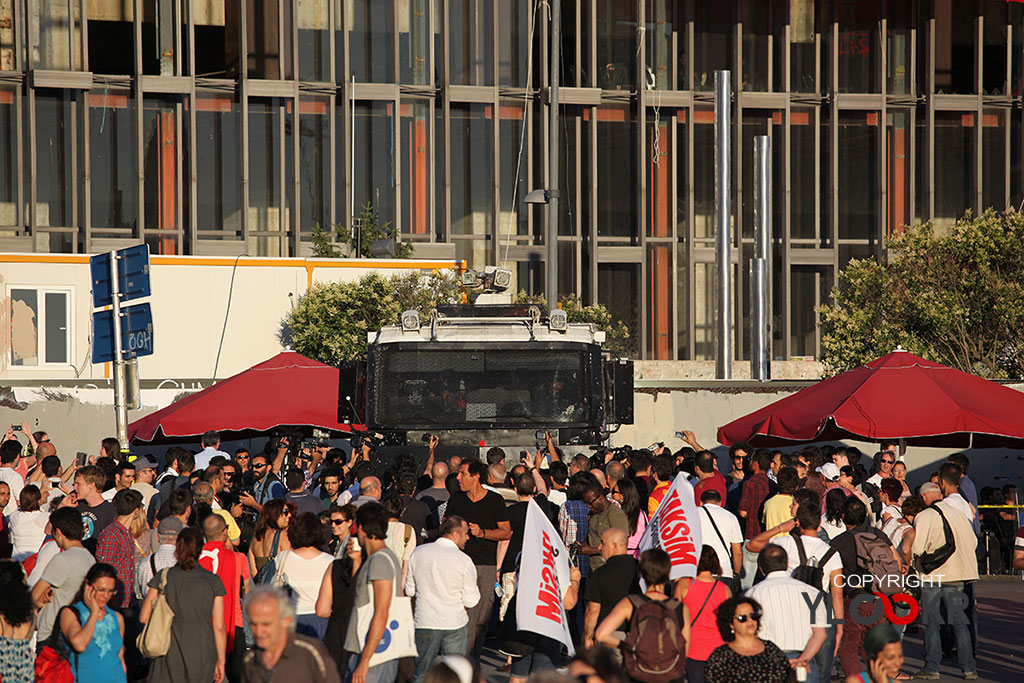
[239,453,286,513]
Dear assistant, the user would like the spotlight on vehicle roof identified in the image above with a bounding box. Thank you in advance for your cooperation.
[549,309,568,331]
[460,270,480,287]
[490,267,512,291]
[369,237,396,258]
[401,310,421,331]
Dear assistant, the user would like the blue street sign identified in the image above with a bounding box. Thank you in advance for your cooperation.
[92,303,154,364]
[90,245,151,308]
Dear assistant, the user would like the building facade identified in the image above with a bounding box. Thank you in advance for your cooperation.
[1,1,1021,362]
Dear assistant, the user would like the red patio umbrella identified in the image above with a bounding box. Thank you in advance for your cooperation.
[129,351,354,443]
[717,350,1024,449]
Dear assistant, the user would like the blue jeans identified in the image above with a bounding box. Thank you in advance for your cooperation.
[919,583,976,675]
[413,627,468,683]
[345,655,400,683]
[785,649,819,683]
[740,545,759,590]
[814,623,836,682]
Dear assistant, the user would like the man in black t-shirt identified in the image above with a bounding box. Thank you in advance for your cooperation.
[443,458,511,659]
[582,527,640,648]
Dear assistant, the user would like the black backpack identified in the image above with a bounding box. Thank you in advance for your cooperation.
[621,595,687,683]
[790,531,837,592]
[918,504,956,574]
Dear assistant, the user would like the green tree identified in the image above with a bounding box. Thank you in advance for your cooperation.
[513,291,632,357]
[310,202,414,259]
[285,270,633,363]
[819,208,1024,378]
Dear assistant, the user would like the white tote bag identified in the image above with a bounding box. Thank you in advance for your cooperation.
[354,551,417,666]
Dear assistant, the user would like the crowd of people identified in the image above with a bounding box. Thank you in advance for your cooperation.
[0,423,1012,683]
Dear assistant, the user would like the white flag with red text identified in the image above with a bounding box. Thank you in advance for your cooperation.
[516,497,576,655]
[636,472,703,580]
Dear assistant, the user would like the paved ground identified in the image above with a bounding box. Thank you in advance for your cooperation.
[478,576,1024,682]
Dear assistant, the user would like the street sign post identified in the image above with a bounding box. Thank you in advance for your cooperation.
[92,303,154,363]
[89,245,153,449]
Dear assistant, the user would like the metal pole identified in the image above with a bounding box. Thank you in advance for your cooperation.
[546,0,560,310]
[714,70,732,379]
[109,250,128,450]
[351,75,358,257]
[751,134,771,381]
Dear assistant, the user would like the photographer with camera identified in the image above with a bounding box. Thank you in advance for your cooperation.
[239,452,286,514]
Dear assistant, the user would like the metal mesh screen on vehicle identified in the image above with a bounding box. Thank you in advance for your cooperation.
[372,348,590,428]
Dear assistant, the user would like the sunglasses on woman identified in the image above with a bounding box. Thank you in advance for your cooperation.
[734,612,762,623]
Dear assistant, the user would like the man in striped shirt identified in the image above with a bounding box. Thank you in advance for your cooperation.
[746,544,827,683]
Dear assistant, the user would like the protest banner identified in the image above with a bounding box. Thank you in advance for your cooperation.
[636,472,702,580]
[516,497,576,655]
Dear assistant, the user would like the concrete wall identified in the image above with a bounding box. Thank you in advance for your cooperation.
[1,254,459,382]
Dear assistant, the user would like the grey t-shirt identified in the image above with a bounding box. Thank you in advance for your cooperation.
[37,546,96,641]
[343,548,400,654]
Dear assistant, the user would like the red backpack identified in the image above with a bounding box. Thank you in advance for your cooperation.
[22,537,57,577]
[621,595,687,683]
[35,605,79,683]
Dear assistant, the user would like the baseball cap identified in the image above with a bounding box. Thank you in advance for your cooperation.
[157,517,184,536]
[817,462,841,481]
[133,455,158,472]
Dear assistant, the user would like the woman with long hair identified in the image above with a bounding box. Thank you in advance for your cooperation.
[0,560,35,681]
[611,478,647,557]
[276,511,333,639]
[247,499,295,576]
[9,484,48,561]
[316,504,361,677]
[140,527,227,683]
[59,563,126,682]
[821,488,848,540]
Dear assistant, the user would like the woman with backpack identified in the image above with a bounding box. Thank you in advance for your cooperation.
[595,548,687,683]
[680,547,733,683]
[59,563,126,682]
[704,596,789,683]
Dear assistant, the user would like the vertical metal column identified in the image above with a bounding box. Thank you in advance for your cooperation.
[109,250,128,447]
[546,0,560,310]
[751,135,771,381]
[714,70,732,379]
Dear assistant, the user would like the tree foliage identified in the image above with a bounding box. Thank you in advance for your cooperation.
[513,291,632,357]
[310,202,413,259]
[819,209,1024,378]
[285,269,632,363]
[284,270,461,363]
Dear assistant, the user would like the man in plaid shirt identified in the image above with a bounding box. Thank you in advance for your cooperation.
[96,488,145,611]
[738,450,773,590]
[558,471,593,644]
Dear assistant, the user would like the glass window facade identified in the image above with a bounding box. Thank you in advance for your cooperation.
[0,1,1020,361]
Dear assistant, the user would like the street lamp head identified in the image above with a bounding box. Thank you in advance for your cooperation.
[524,188,549,204]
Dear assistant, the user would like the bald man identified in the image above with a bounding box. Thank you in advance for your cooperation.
[353,476,381,508]
[416,462,451,530]
[582,526,640,648]
[199,512,249,678]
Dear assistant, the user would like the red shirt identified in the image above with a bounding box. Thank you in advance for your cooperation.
[738,472,771,539]
[694,471,728,506]
[199,541,243,652]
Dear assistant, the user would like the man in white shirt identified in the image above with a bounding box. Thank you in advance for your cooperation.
[937,463,976,527]
[195,430,231,471]
[135,517,182,599]
[746,544,827,683]
[697,489,743,582]
[405,515,480,683]
[748,499,844,682]
[866,446,897,488]
[102,461,136,501]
